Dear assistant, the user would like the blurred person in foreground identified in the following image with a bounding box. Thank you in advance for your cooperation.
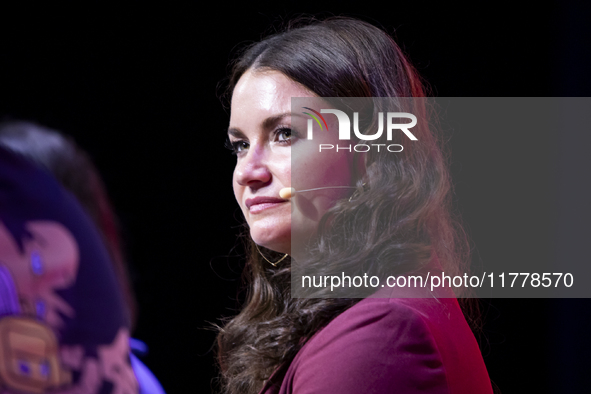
[0,121,164,394]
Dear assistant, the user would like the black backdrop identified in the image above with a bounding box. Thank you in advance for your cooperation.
[1,2,590,393]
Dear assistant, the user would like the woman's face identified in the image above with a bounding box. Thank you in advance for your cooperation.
[229,69,360,256]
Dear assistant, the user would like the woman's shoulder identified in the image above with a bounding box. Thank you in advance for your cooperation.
[296,295,468,370]
[274,295,493,394]
[312,295,451,348]
[302,283,471,351]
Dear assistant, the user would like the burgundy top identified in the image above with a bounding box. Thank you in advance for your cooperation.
[260,285,493,394]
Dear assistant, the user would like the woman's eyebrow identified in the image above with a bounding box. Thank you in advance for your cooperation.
[262,112,292,129]
[227,128,246,139]
[228,112,301,137]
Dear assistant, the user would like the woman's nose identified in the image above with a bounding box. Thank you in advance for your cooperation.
[234,147,271,188]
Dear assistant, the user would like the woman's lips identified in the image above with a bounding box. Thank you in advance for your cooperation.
[245,196,288,213]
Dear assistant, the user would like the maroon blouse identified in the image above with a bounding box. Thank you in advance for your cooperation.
[260,284,493,394]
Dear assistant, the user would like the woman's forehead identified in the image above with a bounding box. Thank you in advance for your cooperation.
[232,71,313,110]
[230,70,330,132]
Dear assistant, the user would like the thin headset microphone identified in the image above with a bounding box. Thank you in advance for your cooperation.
[279,186,356,199]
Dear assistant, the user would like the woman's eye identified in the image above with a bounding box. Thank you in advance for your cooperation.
[276,128,292,142]
[225,139,249,155]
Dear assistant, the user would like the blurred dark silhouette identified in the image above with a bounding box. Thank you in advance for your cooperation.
[0,120,137,330]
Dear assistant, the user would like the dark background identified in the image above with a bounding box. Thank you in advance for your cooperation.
[1,1,590,393]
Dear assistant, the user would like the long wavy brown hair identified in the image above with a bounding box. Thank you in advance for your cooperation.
[217,17,475,394]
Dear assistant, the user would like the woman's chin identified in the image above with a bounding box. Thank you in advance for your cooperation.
[250,229,291,256]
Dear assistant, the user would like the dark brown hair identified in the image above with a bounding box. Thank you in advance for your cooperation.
[217,17,472,394]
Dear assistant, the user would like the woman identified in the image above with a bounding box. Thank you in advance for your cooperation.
[218,17,493,394]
